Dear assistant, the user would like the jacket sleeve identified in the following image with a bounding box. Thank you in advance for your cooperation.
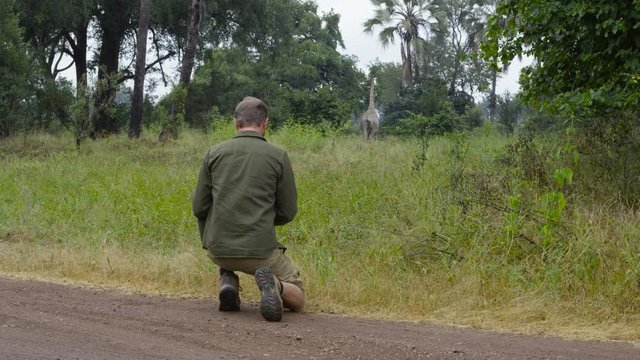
[192,153,213,239]
[274,151,298,225]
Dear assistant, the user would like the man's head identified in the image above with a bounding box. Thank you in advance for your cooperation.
[234,97,269,131]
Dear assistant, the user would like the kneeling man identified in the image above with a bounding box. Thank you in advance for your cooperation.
[192,97,305,322]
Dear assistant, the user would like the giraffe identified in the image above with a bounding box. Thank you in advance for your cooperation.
[361,76,379,140]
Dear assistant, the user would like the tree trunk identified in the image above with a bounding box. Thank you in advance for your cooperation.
[412,42,420,84]
[162,0,205,141]
[129,0,152,139]
[180,0,204,88]
[405,37,413,87]
[93,27,121,136]
[449,64,459,95]
[400,41,409,87]
[63,22,89,93]
[92,0,129,137]
[74,26,88,90]
[488,67,497,122]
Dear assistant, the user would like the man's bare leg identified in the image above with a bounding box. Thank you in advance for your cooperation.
[282,282,305,312]
[255,267,305,321]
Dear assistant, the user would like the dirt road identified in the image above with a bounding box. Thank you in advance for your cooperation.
[0,277,638,359]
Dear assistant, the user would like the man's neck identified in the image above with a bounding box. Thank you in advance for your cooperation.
[238,126,261,132]
[237,126,264,136]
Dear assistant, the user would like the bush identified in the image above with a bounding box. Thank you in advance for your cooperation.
[496,93,523,133]
[382,79,449,127]
[460,106,484,130]
[157,86,187,140]
[391,102,461,137]
[571,111,640,205]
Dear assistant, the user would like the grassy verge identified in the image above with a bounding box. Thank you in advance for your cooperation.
[1,124,638,341]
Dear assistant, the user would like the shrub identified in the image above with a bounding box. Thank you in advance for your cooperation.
[391,102,461,137]
[496,93,523,133]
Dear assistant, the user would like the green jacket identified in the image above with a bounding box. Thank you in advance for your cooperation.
[192,130,298,258]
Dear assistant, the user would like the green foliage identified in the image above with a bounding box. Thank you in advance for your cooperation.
[364,0,440,86]
[186,3,364,128]
[482,0,640,204]
[382,78,450,126]
[158,85,187,140]
[0,0,76,137]
[67,85,93,147]
[431,0,495,95]
[483,0,640,112]
[571,112,640,205]
[392,103,461,137]
[185,48,253,128]
[495,92,522,133]
[15,0,93,76]
[519,108,561,134]
[269,121,332,152]
[382,78,486,137]
[460,105,484,129]
[500,133,550,185]
[368,61,403,106]
[0,0,34,136]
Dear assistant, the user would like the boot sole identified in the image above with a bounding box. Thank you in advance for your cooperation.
[255,267,282,322]
[219,285,241,312]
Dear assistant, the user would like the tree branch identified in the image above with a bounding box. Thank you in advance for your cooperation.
[118,50,176,83]
[63,48,75,58]
[151,28,171,87]
[63,32,78,54]
[52,51,75,78]
[54,60,75,78]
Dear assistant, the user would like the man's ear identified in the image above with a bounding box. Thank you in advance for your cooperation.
[234,118,240,130]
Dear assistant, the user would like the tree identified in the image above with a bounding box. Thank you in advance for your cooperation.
[180,0,205,88]
[158,0,206,141]
[16,0,89,84]
[435,0,493,96]
[483,1,640,203]
[91,0,136,136]
[186,1,364,128]
[0,0,34,137]
[16,0,93,131]
[63,1,94,90]
[364,0,439,87]
[17,0,181,137]
[129,0,152,139]
[485,6,507,122]
[496,92,522,133]
[369,61,403,106]
[482,0,640,113]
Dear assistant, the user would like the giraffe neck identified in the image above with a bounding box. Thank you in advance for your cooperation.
[368,79,376,110]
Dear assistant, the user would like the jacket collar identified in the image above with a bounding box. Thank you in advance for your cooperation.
[233,130,267,141]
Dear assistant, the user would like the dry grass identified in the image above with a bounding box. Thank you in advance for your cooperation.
[1,125,639,342]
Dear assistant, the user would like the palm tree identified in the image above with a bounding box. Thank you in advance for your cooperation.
[364,0,437,87]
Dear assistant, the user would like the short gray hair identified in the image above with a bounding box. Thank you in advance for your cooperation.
[234,97,268,127]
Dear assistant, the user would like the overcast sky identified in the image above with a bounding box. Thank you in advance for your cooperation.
[313,0,528,95]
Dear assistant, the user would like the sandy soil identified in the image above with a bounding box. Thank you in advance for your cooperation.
[1,277,638,360]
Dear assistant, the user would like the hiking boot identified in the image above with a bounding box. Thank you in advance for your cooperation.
[219,270,241,312]
[255,267,283,322]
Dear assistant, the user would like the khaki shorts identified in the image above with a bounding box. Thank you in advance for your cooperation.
[208,248,304,292]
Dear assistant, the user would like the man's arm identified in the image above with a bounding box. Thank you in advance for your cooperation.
[274,151,298,225]
[192,153,213,240]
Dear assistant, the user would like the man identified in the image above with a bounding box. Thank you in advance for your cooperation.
[192,96,305,322]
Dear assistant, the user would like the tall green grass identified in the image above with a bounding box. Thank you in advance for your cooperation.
[1,124,638,340]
